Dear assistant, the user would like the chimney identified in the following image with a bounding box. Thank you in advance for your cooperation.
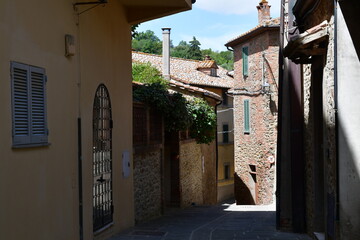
[162,28,171,80]
[257,0,271,24]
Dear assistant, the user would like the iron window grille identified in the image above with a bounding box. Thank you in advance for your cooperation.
[93,84,113,232]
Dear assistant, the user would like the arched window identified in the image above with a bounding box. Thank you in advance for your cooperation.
[92,84,113,232]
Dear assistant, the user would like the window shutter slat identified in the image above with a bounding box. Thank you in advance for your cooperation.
[30,67,47,143]
[242,47,248,77]
[12,63,31,145]
[244,99,250,133]
[11,62,48,147]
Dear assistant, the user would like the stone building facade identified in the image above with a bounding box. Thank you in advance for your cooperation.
[133,49,234,204]
[132,78,221,223]
[278,0,360,238]
[225,0,279,205]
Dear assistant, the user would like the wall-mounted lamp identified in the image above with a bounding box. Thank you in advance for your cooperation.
[262,82,270,94]
[65,34,75,57]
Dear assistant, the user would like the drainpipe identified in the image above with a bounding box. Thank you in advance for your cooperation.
[162,28,171,80]
[276,0,286,230]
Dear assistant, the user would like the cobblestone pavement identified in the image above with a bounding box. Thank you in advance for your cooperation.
[108,201,312,240]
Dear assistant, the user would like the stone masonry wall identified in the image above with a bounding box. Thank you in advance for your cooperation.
[133,149,162,223]
[303,63,315,233]
[201,141,217,205]
[179,141,203,207]
[233,30,279,205]
[301,11,336,236]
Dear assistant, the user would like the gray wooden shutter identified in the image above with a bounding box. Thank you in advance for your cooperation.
[30,66,47,143]
[11,62,47,146]
[11,62,31,145]
[244,99,250,133]
[242,47,248,77]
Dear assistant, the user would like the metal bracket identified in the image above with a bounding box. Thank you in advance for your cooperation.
[74,0,107,6]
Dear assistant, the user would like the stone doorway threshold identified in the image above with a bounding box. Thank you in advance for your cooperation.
[314,232,325,240]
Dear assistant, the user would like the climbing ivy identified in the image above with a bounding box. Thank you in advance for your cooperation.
[187,98,217,144]
[132,63,216,144]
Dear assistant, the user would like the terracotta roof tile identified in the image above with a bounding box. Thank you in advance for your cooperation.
[197,60,218,69]
[132,52,234,89]
[132,80,221,101]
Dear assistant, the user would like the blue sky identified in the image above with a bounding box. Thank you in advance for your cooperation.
[137,0,281,52]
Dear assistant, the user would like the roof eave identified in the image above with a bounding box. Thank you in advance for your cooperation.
[225,25,279,48]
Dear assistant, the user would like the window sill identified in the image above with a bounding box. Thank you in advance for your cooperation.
[12,142,51,149]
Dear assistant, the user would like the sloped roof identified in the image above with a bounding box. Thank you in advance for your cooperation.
[132,80,221,101]
[197,60,218,69]
[225,18,280,48]
[132,51,234,89]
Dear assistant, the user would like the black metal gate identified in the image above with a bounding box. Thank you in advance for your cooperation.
[93,84,113,232]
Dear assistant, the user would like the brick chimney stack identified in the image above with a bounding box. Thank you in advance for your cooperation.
[257,0,271,24]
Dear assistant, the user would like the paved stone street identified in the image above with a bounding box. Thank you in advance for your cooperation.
[108,201,312,240]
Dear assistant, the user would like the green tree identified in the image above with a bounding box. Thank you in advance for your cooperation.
[201,49,234,71]
[132,30,162,54]
[186,37,203,60]
[132,62,167,86]
[131,24,140,38]
[170,40,190,58]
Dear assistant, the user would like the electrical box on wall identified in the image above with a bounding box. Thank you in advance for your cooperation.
[65,34,75,57]
[122,151,130,178]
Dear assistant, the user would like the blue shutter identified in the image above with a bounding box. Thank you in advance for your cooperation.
[11,62,31,145]
[30,66,47,143]
[242,47,248,77]
[244,99,250,133]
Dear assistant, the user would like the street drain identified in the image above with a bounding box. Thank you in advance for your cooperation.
[131,230,166,236]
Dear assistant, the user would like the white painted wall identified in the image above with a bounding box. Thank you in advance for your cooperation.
[337,6,360,239]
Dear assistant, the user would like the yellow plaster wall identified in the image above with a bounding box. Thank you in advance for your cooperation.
[0,1,133,240]
[0,1,79,239]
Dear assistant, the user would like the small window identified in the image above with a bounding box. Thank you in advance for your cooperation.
[11,62,48,147]
[222,91,228,106]
[242,46,249,77]
[210,68,217,77]
[224,163,230,180]
[244,99,250,134]
[223,124,229,143]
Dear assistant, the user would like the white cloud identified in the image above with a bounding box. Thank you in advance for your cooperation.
[194,0,281,17]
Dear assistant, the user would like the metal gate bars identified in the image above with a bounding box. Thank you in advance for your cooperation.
[93,84,113,232]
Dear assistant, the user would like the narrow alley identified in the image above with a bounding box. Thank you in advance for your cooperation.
[108,200,312,240]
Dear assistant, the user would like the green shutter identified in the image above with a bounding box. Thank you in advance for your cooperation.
[244,99,250,133]
[242,47,248,77]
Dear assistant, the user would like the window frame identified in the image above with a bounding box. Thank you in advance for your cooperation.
[210,68,217,77]
[224,163,230,180]
[222,123,229,143]
[11,61,48,148]
[243,99,250,134]
[242,46,249,77]
[222,91,228,106]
